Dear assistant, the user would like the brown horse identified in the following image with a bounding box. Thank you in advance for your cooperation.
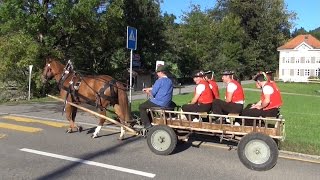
[41,57,132,138]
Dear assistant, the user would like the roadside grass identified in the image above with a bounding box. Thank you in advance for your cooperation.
[0,96,54,105]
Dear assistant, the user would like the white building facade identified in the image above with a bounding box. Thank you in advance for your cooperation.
[277,34,320,82]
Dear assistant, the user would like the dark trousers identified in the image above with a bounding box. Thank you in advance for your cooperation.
[139,100,161,128]
[241,106,279,117]
[182,103,212,113]
[182,103,212,121]
[211,99,243,115]
[240,105,279,126]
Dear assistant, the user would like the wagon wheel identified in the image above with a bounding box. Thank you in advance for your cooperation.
[237,132,279,171]
[147,125,177,155]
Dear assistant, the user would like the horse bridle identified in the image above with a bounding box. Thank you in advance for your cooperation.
[43,63,53,81]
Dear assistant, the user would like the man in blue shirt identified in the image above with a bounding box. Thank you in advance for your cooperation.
[139,65,173,128]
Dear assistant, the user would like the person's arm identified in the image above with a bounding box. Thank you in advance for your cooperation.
[189,84,205,104]
[225,83,236,102]
[260,94,271,109]
[190,93,201,104]
[252,85,273,109]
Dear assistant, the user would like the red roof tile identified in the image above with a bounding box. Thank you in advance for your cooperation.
[277,34,320,50]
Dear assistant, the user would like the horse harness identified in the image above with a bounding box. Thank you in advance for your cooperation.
[58,70,118,111]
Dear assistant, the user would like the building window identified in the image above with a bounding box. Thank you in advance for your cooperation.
[316,58,320,63]
[316,69,319,77]
[304,69,310,76]
[306,57,311,63]
[285,58,290,63]
[296,69,300,76]
[295,58,300,63]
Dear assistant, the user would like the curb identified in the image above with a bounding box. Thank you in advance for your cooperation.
[190,140,320,164]
[279,150,320,164]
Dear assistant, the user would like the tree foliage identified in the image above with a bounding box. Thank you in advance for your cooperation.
[0,0,303,100]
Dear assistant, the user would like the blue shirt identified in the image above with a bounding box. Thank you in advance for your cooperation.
[150,76,173,107]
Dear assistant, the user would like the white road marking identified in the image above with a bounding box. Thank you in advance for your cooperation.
[20,148,156,178]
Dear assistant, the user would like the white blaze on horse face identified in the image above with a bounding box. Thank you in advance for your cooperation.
[47,64,51,67]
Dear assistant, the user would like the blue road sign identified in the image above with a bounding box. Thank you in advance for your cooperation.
[127,26,137,50]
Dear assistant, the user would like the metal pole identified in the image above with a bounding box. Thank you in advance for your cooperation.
[28,65,33,101]
[129,49,133,109]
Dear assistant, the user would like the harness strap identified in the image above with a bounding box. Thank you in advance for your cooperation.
[96,79,118,108]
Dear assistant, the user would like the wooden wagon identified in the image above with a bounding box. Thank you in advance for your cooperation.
[146,108,285,171]
[48,95,285,171]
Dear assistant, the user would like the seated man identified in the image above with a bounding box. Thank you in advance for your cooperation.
[139,65,173,129]
[241,72,282,118]
[204,70,220,99]
[265,70,279,89]
[211,70,244,117]
[182,70,213,118]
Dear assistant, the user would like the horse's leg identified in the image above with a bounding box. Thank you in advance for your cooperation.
[65,104,79,133]
[114,104,126,140]
[92,109,106,138]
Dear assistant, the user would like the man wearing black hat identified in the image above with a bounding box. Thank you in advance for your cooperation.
[265,70,279,89]
[182,70,213,117]
[211,70,244,117]
[139,65,173,129]
[241,72,282,118]
[204,70,220,99]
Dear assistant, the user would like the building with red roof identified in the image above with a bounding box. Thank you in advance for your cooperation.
[277,34,320,82]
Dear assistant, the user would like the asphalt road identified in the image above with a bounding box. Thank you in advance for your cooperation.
[0,102,319,180]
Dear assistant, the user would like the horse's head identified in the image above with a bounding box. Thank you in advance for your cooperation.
[41,58,64,83]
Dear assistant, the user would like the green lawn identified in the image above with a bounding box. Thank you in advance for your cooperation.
[132,82,320,156]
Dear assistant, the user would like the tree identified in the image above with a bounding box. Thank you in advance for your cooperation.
[213,0,295,78]
[291,27,308,37]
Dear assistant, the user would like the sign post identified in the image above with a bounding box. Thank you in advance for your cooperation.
[28,65,33,101]
[126,26,137,109]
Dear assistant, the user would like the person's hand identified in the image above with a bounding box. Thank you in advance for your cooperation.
[142,88,151,94]
[251,104,262,109]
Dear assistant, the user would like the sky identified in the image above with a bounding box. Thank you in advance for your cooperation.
[160,0,320,31]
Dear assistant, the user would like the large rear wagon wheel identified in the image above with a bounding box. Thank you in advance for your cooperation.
[147,125,177,155]
[237,132,279,171]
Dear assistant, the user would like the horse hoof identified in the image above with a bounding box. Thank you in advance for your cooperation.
[78,126,83,133]
[92,134,98,138]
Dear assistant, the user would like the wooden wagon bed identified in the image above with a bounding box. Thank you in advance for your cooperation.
[149,108,285,140]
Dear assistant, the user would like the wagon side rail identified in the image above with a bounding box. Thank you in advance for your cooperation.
[148,109,285,140]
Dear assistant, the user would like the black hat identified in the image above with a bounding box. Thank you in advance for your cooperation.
[253,72,268,81]
[265,71,273,75]
[156,65,168,72]
[192,70,205,77]
[221,70,234,75]
[204,70,215,75]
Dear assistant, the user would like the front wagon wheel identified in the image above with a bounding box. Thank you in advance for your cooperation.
[147,125,177,155]
[237,132,279,171]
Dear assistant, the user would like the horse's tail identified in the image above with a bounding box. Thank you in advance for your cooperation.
[116,81,131,122]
